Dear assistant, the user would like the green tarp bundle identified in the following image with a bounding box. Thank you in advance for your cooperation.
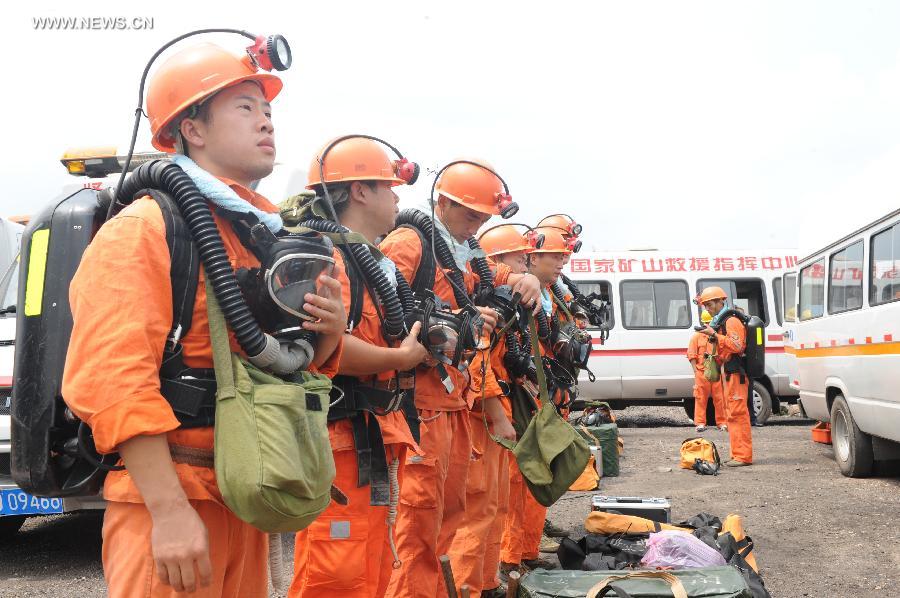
[518,568,753,598]
[577,423,620,477]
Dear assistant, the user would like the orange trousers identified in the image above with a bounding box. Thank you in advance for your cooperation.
[102,499,268,598]
[385,409,471,598]
[693,371,726,426]
[448,412,510,593]
[722,373,753,463]
[500,457,547,565]
[291,444,407,597]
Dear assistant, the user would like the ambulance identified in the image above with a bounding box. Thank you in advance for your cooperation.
[565,249,800,424]
[787,208,900,477]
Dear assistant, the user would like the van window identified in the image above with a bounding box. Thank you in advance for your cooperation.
[828,241,864,314]
[696,279,768,325]
[574,280,615,330]
[783,273,797,322]
[799,259,825,320]
[773,277,783,326]
[621,280,690,329]
[871,222,900,306]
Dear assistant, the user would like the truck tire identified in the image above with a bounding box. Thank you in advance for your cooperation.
[0,515,26,540]
[830,394,874,478]
[752,381,773,425]
[683,399,718,427]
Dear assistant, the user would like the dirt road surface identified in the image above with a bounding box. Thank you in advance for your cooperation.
[0,407,897,597]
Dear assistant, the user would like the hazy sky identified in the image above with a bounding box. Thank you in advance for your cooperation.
[4,1,900,257]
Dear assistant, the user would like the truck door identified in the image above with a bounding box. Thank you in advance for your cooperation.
[574,279,621,400]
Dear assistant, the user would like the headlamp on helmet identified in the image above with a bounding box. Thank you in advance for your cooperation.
[246,34,292,71]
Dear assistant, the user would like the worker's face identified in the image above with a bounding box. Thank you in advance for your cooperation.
[703,298,725,316]
[353,180,399,238]
[496,250,528,274]
[182,81,275,185]
[438,197,491,242]
[529,252,567,285]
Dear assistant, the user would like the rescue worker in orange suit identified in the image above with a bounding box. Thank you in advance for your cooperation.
[500,226,575,578]
[697,286,753,466]
[61,42,347,597]
[288,137,429,597]
[448,225,539,597]
[687,310,727,432]
[380,161,541,598]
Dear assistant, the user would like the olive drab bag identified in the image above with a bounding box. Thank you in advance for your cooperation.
[507,313,591,507]
[703,342,720,382]
[206,280,336,533]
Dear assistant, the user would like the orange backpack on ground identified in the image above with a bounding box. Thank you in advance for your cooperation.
[679,437,721,470]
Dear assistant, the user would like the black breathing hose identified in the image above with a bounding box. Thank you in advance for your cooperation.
[117,160,267,356]
[300,217,406,338]
[560,273,585,301]
[535,308,552,341]
[467,237,495,289]
[395,209,470,307]
[550,280,568,304]
[395,270,416,314]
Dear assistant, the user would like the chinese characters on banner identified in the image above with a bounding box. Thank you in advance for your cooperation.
[568,255,799,274]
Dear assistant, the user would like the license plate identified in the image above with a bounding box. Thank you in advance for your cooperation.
[0,489,64,516]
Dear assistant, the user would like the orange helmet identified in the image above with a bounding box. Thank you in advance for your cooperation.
[433,160,517,218]
[477,224,543,257]
[537,213,582,238]
[147,42,283,152]
[530,226,572,254]
[697,286,728,304]
[306,135,418,189]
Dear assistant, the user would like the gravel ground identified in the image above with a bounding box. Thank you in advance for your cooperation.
[1,406,898,597]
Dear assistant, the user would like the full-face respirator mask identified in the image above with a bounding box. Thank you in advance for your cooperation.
[236,222,336,370]
[404,295,482,377]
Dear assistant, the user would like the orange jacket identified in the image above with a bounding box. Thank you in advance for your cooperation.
[379,226,511,411]
[715,315,746,365]
[327,250,415,452]
[62,179,342,504]
[686,332,715,373]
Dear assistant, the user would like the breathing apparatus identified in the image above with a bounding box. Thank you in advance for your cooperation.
[556,273,612,341]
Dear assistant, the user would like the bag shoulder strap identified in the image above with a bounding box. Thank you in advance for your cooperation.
[399,224,436,299]
[333,243,365,332]
[527,312,550,404]
[203,277,237,398]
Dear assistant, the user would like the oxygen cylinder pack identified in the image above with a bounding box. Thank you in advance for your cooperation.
[12,188,112,496]
[743,315,765,379]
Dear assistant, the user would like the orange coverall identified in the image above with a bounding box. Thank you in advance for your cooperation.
[448,335,511,593]
[715,316,753,464]
[290,251,417,598]
[379,226,510,598]
[62,181,341,598]
[687,332,726,426]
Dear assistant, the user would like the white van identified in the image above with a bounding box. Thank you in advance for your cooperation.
[565,250,799,424]
[789,208,900,477]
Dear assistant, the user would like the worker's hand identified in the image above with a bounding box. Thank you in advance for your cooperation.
[397,321,429,369]
[491,412,517,442]
[699,325,716,338]
[302,273,347,336]
[510,273,541,309]
[476,306,499,336]
[150,501,212,593]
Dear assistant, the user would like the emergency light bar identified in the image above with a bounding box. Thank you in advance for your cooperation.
[61,147,169,178]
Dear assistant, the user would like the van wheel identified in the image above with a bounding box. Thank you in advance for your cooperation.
[682,400,718,427]
[0,516,26,540]
[830,394,873,477]
[752,382,772,425]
